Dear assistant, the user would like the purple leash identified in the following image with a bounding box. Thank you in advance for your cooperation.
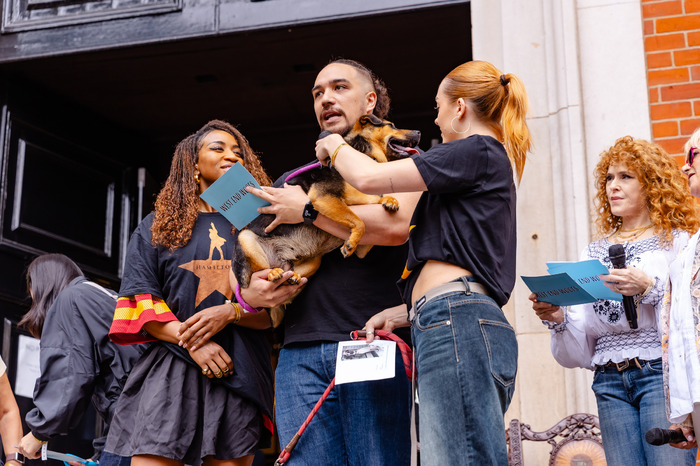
[284,162,322,183]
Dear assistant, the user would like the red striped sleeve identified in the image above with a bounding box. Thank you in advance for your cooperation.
[109,294,177,345]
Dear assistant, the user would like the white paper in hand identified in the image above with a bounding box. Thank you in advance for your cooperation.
[334,340,396,385]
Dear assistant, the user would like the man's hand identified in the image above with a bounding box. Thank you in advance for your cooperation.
[238,269,307,309]
[246,184,308,233]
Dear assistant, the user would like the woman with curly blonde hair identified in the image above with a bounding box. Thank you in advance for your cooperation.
[593,135,699,245]
[531,136,698,465]
[104,120,299,466]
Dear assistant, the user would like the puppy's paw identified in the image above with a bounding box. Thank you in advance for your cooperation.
[380,196,399,212]
[341,241,357,257]
[268,268,286,282]
[286,272,302,285]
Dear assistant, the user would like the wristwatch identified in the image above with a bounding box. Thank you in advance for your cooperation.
[302,201,318,225]
[6,452,25,464]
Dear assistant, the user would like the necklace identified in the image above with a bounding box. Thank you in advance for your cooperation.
[614,224,653,242]
[618,224,652,234]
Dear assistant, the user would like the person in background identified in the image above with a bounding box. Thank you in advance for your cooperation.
[661,127,700,451]
[530,136,699,465]
[319,60,531,465]
[17,254,144,466]
[105,120,299,466]
[0,355,22,466]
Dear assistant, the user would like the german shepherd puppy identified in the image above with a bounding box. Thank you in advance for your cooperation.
[232,115,420,312]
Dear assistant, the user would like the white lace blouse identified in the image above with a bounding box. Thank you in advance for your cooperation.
[665,230,700,423]
[547,231,690,370]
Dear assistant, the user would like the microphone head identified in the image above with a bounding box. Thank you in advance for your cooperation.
[608,243,625,258]
[318,130,333,140]
[608,243,626,268]
[645,428,665,445]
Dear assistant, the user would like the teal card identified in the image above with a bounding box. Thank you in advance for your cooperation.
[521,259,622,306]
[199,163,270,230]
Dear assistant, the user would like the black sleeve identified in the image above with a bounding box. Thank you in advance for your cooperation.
[411,136,508,194]
[25,291,98,440]
[119,216,164,298]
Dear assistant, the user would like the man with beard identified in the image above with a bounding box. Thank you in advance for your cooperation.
[248,59,419,465]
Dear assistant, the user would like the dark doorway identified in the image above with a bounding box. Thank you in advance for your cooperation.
[0,3,472,182]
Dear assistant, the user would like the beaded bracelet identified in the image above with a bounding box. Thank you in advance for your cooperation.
[234,283,263,313]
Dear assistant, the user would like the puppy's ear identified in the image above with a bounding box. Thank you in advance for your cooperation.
[358,115,372,126]
[347,135,371,155]
[367,114,383,126]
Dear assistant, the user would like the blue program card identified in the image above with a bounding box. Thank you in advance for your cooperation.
[546,260,621,302]
[199,163,270,230]
[521,273,598,306]
[521,259,622,306]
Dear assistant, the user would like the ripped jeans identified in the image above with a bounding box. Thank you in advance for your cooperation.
[411,288,517,465]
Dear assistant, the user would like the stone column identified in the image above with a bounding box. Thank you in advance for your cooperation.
[471,0,650,462]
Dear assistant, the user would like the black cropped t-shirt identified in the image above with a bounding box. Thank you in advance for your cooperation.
[399,134,517,307]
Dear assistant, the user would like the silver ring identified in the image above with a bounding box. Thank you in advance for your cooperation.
[366,330,374,335]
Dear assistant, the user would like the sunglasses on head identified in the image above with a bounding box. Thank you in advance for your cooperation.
[688,146,698,166]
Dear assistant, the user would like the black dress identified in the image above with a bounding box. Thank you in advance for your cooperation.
[105,213,273,464]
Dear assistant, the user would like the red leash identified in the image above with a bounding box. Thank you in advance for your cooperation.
[274,330,414,466]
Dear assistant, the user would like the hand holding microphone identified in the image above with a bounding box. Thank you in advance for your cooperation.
[645,427,692,446]
[608,244,638,329]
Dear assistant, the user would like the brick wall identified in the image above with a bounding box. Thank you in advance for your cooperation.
[643,0,700,159]
[643,6,700,463]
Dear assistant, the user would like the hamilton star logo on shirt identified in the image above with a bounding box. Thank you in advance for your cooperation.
[179,222,233,307]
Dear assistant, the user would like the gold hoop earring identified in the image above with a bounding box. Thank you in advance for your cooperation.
[194,172,201,183]
[451,116,470,134]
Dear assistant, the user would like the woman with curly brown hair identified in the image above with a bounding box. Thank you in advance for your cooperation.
[530,136,699,465]
[104,120,298,466]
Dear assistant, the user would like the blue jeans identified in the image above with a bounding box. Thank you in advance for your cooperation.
[97,452,131,466]
[275,342,411,465]
[412,290,517,466]
[593,358,697,466]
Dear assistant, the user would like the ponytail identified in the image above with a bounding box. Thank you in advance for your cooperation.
[441,61,533,183]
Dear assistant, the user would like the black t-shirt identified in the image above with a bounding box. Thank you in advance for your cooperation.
[400,134,517,307]
[274,168,409,345]
[119,212,273,419]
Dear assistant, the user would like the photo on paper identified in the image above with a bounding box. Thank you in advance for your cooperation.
[335,339,396,385]
[341,343,383,360]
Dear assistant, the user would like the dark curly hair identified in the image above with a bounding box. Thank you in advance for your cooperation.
[593,135,699,245]
[151,120,272,250]
[329,58,391,119]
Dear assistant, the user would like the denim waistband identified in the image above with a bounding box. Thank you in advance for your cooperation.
[408,276,489,321]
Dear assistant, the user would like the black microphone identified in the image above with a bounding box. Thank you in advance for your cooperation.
[608,244,638,329]
[645,427,687,446]
[318,130,333,139]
